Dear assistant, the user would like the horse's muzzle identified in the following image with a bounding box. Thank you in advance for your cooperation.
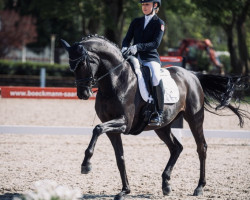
[77,87,93,100]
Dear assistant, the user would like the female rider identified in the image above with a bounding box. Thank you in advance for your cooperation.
[122,0,165,126]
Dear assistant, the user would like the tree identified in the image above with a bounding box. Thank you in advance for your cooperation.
[2,0,246,70]
[0,10,37,57]
[3,0,106,63]
[192,0,250,75]
[236,0,250,75]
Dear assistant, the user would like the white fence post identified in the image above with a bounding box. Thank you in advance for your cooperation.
[22,45,26,62]
[40,68,46,87]
[50,34,56,64]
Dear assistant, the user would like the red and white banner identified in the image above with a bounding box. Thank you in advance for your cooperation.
[160,56,184,68]
[0,86,97,99]
[160,56,183,63]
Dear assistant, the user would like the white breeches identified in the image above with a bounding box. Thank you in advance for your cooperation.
[142,61,162,86]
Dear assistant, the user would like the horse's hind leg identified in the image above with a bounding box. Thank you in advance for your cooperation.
[184,108,207,196]
[155,125,183,195]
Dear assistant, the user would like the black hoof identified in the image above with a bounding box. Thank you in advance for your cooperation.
[162,185,172,195]
[193,187,203,196]
[114,195,125,200]
[81,163,92,174]
[114,191,127,200]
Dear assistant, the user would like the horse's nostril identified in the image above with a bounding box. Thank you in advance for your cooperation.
[77,89,91,100]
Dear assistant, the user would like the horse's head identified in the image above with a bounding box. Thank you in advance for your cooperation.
[61,39,100,100]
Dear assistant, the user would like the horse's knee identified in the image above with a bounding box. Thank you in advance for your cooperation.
[199,142,207,152]
[177,143,183,154]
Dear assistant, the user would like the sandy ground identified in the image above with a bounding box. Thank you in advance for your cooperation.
[0,98,250,200]
[0,99,249,130]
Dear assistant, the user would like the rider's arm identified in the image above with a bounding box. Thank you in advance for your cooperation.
[122,19,136,48]
[136,21,165,52]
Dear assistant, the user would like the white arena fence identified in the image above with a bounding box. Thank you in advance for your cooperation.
[0,125,249,144]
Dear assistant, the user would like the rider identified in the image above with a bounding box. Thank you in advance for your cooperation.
[121,0,165,126]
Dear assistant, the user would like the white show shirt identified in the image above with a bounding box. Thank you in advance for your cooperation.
[144,14,155,29]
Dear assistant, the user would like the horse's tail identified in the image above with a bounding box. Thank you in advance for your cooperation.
[194,72,250,127]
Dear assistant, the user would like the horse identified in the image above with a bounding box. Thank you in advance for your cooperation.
[61,35,249,200]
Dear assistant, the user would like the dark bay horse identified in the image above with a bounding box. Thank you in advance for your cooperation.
[61,35,249,200]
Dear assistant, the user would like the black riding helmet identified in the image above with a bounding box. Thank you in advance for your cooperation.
[140,0,161,8]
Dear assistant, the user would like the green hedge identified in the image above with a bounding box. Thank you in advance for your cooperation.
[0,60,72,77]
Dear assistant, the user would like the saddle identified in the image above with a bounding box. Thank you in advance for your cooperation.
[128,57,180,104]
[127,57,180,134]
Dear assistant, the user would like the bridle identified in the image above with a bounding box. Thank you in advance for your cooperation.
[70,48,131,91]
[69,51,96,89]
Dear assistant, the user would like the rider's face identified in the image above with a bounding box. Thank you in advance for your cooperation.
[141,3,155,15]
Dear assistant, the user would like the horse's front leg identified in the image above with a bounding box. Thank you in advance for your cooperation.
[81,116,127,174]
[107,133,130,200]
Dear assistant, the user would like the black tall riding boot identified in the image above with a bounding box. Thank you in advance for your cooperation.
[149,80,165,126]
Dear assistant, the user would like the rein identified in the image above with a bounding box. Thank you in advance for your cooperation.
[74,52,131,89]
[95,55,131,82]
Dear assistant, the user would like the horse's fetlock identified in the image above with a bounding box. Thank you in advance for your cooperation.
[122,186,130,194]
[162,173,170,181]
[199,179,206,187]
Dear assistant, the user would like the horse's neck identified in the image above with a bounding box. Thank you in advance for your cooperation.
[97,60,137,96]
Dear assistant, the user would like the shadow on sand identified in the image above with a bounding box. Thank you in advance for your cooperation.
[82,194,153,199]
[0,193,22,200]
[0,193,153,200]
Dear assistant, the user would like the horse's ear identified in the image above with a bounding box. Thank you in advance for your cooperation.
[60,39,70,51]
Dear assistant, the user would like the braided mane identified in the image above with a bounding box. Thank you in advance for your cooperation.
[81,34,120,49]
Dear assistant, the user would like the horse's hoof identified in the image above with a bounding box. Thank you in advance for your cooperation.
[193,187,203,196]
[114,192,127,200]
[81,163,92,174]
[114,195,125,200]
[162,185,172,195]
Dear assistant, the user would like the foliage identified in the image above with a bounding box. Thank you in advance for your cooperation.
[0,1,4,10]
[191,0,250,75]
[0,0,249,74]
[0,59,70,77]
[0,10,37,56]
[165,10,227,51]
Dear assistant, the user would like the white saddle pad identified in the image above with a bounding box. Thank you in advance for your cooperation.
[134,66,179,104]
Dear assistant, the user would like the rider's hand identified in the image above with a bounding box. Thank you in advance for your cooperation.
[121,47,128,54]
[128,45,137,55]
